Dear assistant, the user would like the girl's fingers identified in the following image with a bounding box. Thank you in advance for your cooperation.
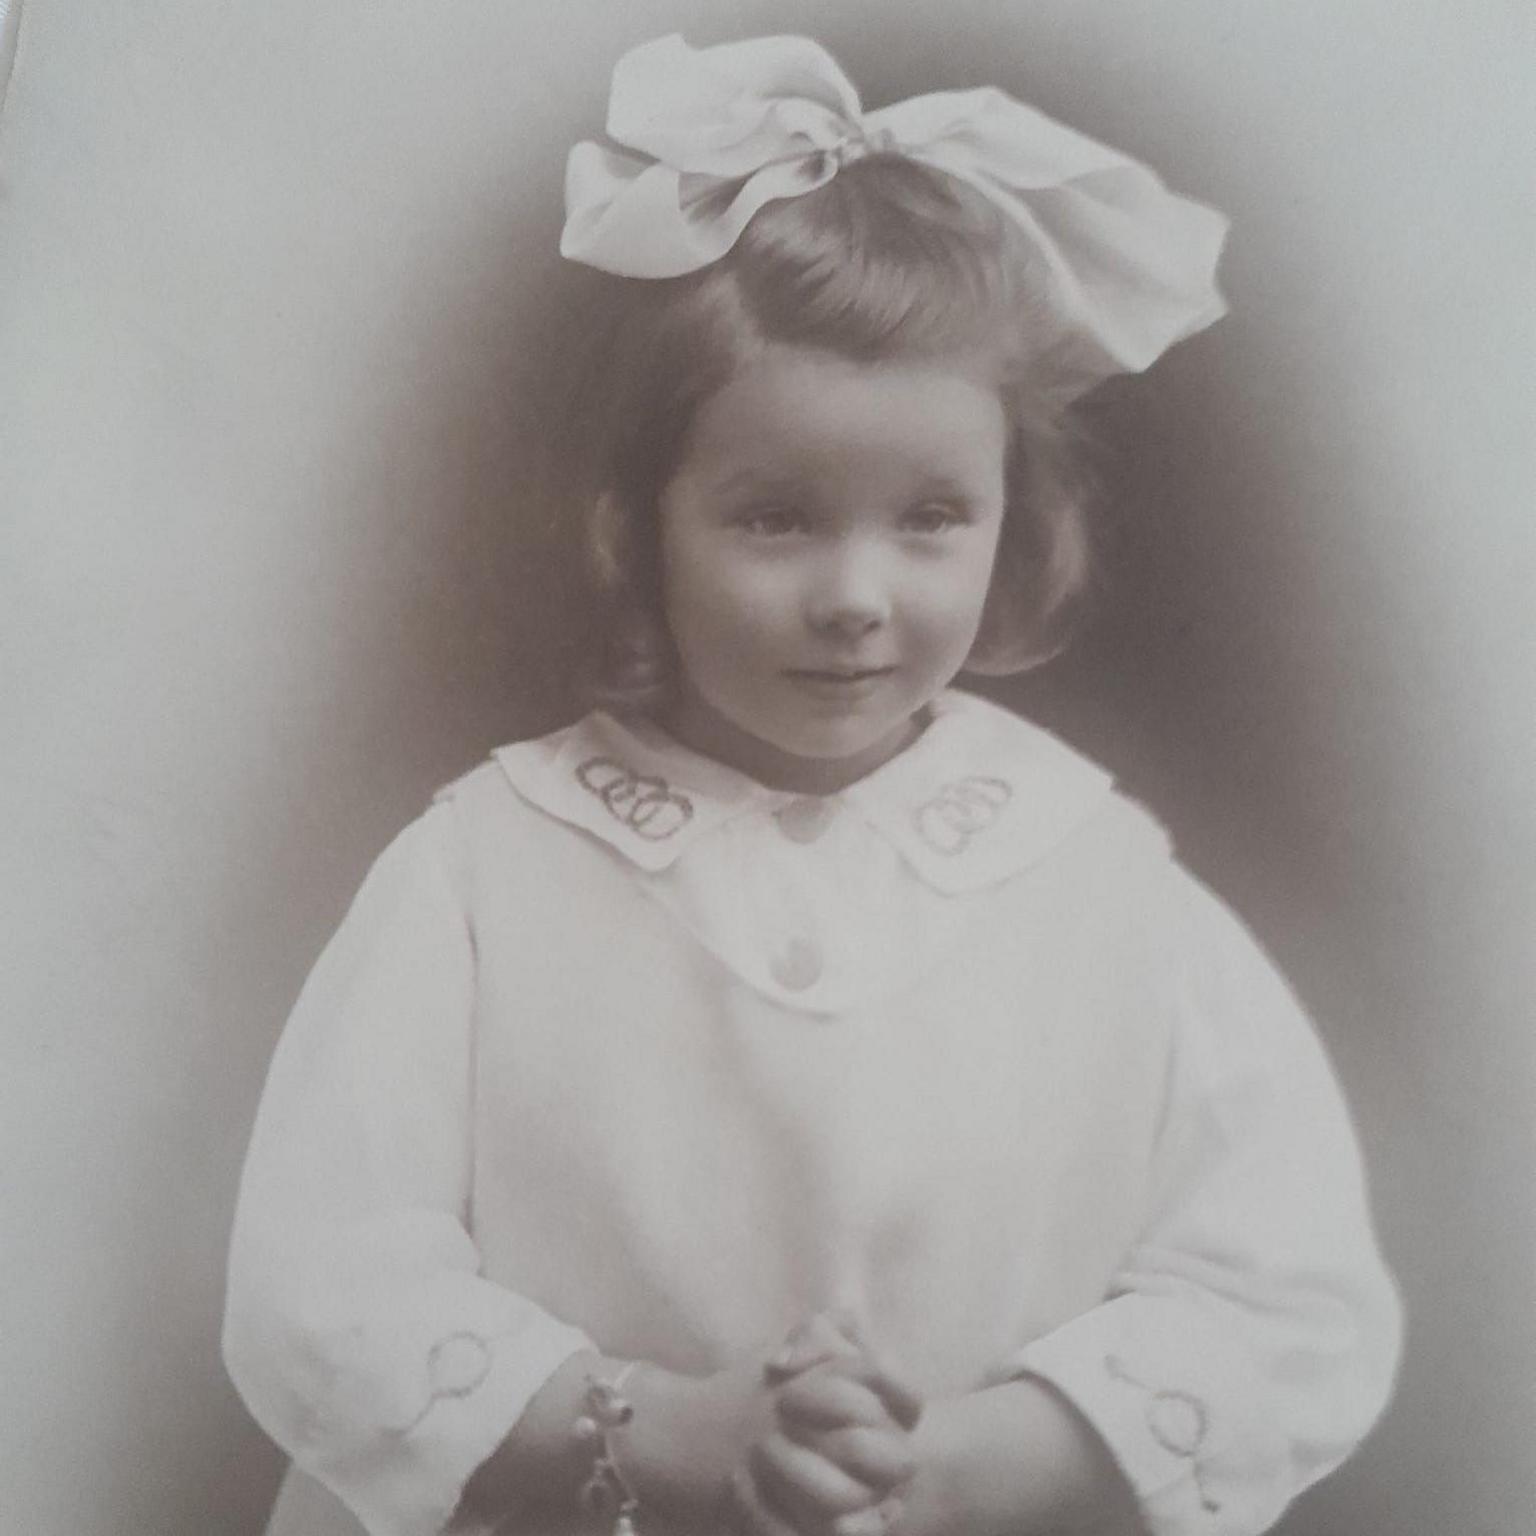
[777,1357,923,1432]
[776,1371,894,1431]
[725,1465,802,1536]
[764,1314,920,1433]
[833,1498,906,1536]
[778,1422,916,1492]
[858,1364,922,1432]
[765,1311,863,1383]
[751,1430,882,1525]
[816,1306,867,1349]
[729,1456,903,1536]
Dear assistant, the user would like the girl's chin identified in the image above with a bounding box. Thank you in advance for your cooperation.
[665,683,927,791]
[739,713,924,789]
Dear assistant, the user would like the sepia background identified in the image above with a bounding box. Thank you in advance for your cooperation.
[1,1,1531,1533]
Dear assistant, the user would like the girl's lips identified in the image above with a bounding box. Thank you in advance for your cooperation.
[789,668,891,679]
[784,666,896,699]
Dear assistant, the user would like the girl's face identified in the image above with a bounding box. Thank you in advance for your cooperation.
[658,344,1007,793]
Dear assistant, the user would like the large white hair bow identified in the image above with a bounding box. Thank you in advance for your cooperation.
[562,34,1229,390]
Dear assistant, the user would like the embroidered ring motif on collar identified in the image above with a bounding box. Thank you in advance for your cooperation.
[912,776,1013,855]
[577,756,695,841]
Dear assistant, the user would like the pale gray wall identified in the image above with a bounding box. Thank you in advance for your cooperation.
[1,3,1531,1534]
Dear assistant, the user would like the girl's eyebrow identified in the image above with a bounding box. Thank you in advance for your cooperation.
[707,466,990,495]
[910,472,986,500]
[706,468,809,499]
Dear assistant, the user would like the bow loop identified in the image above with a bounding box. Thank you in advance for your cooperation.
[607,33,861,175]
[865,86,1230,377]
[562,33,1229,393]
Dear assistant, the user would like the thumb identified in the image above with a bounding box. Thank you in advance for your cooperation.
[764,1310,863,1382]
[818,1306,868,1350]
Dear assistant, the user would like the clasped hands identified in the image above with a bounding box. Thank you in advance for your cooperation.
[724,1311,923,1536]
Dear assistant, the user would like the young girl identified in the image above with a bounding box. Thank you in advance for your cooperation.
[224,33,1402,1536]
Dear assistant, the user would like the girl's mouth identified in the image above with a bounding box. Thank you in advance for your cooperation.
[793,666,890,677]
[786,665,895,681]
[785,666,896,698]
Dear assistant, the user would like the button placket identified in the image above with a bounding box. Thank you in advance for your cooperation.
[755,809,834,996]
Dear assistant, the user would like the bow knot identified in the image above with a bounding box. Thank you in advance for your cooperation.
[831,122,900,168]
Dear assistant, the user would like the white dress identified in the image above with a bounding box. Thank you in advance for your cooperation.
[224,690,1402,1536]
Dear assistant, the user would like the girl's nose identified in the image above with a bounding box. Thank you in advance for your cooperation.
[805,543,892,637]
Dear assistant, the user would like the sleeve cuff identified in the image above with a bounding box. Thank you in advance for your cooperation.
[310,1307,597,1536]
[1004,1294,1290,1536]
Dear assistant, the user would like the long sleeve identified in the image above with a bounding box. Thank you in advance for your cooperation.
[222,805,595,1536]
[1007,870,1403,1536]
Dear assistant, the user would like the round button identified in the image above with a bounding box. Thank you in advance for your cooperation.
[769,936,824,992]
[774,797,834,844]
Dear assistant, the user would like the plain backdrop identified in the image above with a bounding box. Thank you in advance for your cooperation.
[1,2,1532,1533]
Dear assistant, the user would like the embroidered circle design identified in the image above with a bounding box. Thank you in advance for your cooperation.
[576,756,695,841]
[1105,1354,1220,1513]
[427,1331,493,1398]
[391,1330,494,1435]
[1146,1391,1209,1458]
[911,775,1013,855]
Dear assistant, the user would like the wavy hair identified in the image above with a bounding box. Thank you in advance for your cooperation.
[557,154,1097,708]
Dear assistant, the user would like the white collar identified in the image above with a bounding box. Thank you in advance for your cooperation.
[491,689,1115,894]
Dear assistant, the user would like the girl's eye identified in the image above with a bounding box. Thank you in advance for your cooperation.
[901,503,969,534]
[737,508,808,537]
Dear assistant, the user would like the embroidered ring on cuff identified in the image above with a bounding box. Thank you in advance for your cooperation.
[391,1330,494,1435]
[577,756,695,840]
[1105,1354,1220,1514]
[912,775,1013,855]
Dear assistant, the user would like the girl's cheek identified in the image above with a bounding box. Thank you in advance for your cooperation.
[722,555,802,602]
[685,569,783,634]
